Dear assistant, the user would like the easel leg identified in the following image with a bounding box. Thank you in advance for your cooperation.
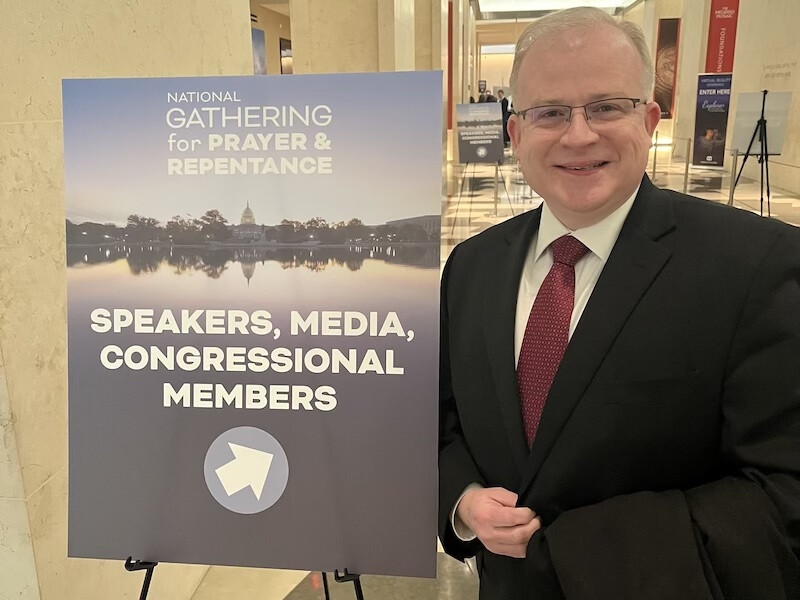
[334,569,366,600]
[498,163,516,217]
[124,557,158,600]
[140,569,154,600]
[493,163,499,217]
[450,163,469,235]
[759,122,766,216]
[352,577,365,600]
[322,571,331,600]
[763,123,771,216]
[728,148,739,206]
[468,163,476,227]
[734,122,759,190]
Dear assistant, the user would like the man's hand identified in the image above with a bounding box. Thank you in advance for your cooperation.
[456,487,541,558]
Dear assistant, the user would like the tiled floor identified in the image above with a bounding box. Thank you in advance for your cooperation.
[284,555,477,600]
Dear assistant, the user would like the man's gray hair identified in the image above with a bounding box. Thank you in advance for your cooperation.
[509,7,654,102]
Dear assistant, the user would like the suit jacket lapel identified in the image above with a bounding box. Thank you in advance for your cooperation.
[484,207,542,477]
[518,178,677,498]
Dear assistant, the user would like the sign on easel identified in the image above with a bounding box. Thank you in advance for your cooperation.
[63,72,441,578]
[456,102,504,163]
[730,91,792,155]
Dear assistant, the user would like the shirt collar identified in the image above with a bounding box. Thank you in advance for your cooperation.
[533,186,640,263]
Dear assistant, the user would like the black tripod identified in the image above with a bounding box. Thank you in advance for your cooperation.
[734,89,771,216]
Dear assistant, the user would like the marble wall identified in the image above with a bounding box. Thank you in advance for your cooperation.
[0,1,252,598]
[291,0,381,73]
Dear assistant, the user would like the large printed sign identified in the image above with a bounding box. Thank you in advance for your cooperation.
[63,72,442,577]
[456,102,504,163]
[705,0,739,74]
[693,73,732,167]
[655,18,680,119]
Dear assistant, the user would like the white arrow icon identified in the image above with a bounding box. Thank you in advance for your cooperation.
[215,443,274,500]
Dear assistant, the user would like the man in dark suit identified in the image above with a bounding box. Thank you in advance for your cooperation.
[439,7,800,599]
[498,89,510,147]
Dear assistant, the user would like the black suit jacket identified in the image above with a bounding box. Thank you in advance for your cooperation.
[439,176,800,599]
[500,97,510,119]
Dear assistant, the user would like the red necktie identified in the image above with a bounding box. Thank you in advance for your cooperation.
[518,234,589,446]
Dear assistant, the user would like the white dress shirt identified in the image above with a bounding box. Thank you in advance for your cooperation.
[514,189,638,363]
[451,188,639,544]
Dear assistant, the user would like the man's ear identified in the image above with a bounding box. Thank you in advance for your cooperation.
[644,101,661,136]
[507,113,522,151]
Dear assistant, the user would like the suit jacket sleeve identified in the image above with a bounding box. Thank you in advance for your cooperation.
[539,227,800,599]
[438,244,485,560]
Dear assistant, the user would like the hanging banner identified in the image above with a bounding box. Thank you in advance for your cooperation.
[705,0,739,74]
[693,73,732,167]
[62,72,442,577]
[456,102,504,163]
[654,18,681,119]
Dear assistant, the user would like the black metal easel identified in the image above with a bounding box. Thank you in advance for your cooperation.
[733,89,772,216]
[125,557,158,600]
[495,159,517,218]
[322,568,366,600]
[450,162,477,235]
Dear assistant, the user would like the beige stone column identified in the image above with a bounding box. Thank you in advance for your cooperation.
[379,0,416,71]
[0,1,252,598]
[290,0,416,74]
[412,0,449,192]
[450,0,464,126]
[412,0,449,80]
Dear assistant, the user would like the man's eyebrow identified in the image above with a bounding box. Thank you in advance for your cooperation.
[527,93,631,106]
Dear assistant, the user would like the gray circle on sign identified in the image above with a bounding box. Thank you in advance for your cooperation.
[476,146,488,158]
[204,426,289,514]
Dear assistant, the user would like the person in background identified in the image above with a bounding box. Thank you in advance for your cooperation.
[498,89,510,147]
[439,6,800,599]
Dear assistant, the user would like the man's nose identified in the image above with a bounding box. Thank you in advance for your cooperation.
[559,110,600,145]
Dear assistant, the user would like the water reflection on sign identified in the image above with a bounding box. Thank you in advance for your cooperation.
[66,243,440,315]
[67,244,438,278]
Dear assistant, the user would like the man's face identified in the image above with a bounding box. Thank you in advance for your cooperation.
[508,26,660,229]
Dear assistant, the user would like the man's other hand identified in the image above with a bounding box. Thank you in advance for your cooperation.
[457,487,541,558]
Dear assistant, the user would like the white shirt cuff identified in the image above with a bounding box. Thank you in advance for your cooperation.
[449,483,483,541]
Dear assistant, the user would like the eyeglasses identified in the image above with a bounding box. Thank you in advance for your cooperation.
[514,97,643,132]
